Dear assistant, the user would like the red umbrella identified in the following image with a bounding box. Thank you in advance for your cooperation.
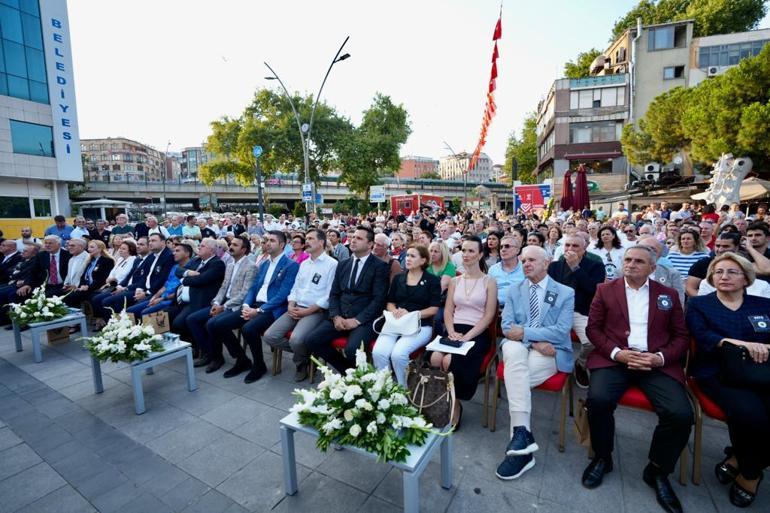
[560,170,573,211]
[573,164,590,211]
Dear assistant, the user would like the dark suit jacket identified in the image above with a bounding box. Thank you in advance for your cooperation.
[79,256,115,292]
[548,254,605,316]
[0,252,22,283]
[243,255,299,319]
[586,278,689,383]
[122,255,150,289]
[32,250,71,288]
[146,248,174,295]
[329,253,389,325]
[179,257,226,310]
[10,257,35,287]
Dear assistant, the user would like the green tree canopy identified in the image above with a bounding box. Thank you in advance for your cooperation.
[611,0,767,40]
[503,112,538,183]
[563,49,602,79]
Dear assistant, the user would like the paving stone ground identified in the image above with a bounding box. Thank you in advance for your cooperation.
[0,329,765,512]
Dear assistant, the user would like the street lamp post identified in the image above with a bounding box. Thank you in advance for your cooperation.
[264,36,351,215]
[443,141,467,206]
[253,146,265,223]
[162,140,170,215]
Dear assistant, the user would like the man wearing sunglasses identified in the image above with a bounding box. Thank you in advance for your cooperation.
[489,235,525,307]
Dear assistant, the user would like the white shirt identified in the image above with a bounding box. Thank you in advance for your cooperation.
[64,252,89,287]
[107,255,135,285]
[288,252,338,309]
[348,253,370,287]
[225,256,245,300]
[624,278,650,352]
[256,254,284,303]
[145,251,162,289]
[148,225,170,238]
[70,227,89,239]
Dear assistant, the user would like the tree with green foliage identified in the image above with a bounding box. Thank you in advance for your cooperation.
[611,0,767,40]
[622,44,770,169]
[503,113,538,183]
[338,94,411,195]
[563,49,602,79]
[420,171,440,180]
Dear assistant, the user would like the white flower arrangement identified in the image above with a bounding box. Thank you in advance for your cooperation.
[7,285,70,326]
[84,310,164,363]
[291,346,433,463]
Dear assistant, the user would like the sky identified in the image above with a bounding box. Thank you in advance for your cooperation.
[69,0,770,165]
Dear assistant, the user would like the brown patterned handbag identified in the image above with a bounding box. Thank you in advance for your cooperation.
[405,361,456,428]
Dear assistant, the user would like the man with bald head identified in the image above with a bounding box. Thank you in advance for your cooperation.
[548,233,605,388]
[496,245,575,480]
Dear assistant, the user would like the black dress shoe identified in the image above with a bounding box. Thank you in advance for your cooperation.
[715,447,739,485]
[205,359,224,374]
[729,473,763,508]
[223,358,252,378]
[244,361,267,384]
[582,457,613,489]
[643,464,683,513]
[193,356,212,368]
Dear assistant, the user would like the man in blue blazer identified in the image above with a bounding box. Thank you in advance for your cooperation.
[496,245,575,481]
[210,231,298,383]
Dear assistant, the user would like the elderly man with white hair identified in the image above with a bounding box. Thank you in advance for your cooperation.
[63,238,89,291]
[372,232,402,283]
[496,245,575,480]
[146,216,170,238]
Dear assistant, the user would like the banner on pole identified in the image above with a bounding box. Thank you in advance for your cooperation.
[514,184,552,215]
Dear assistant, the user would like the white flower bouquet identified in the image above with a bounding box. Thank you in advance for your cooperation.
[84,311,164,363]
[8,285,70,326]
[291,347,433,463]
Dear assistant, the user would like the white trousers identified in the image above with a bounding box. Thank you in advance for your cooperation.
[372,326,433,386]
[502,340,557,436]
[572,312,593,366]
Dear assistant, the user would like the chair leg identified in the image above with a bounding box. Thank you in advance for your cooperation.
[568,376,574,417]
[679,446,688,486]
[692,401,703,485]
[482,365,490,427]
[490,378,500,432]
[272,348,283,376]
[559,381,568,452]
[308,361,315,384]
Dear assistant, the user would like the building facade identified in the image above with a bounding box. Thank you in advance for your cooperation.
[439,152,493,182]
[398,155,438,179]
[80,138,165,184]
[179,145,212,180]
[0,0,81,218]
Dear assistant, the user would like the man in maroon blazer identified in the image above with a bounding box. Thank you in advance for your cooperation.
[582,246,692,513]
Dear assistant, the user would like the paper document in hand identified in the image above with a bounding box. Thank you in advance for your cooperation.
[426,336,475,356]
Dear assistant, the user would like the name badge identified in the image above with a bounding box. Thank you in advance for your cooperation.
[312,273,322,284]
[748,315,770,332]
[544,291,557,306]
[657,294,672,311]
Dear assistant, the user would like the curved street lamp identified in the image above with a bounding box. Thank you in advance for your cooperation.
[264,36,351,215]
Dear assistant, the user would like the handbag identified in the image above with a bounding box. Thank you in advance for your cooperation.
[373,310,420,337]
[573,398,591,448]
[719,342,770,388]
[405,361,456,428]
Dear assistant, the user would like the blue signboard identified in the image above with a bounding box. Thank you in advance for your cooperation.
[513,184,552,214]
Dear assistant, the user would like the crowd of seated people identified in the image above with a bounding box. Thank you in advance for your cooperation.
[1,201,769,511]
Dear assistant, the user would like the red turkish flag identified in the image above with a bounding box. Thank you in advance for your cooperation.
[488,78,496,93]
[493,17,502,40]
[492,42,499,61]
[491,61,498,80]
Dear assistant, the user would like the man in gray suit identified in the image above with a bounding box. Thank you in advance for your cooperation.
[496,245,575,481]
[186,235,257,372]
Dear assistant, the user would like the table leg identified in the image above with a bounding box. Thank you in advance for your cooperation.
[185,348,197,392]
[280,425,298,495]
[79,318,88,338]
[440,435,453,490]
[131,366,146,415]
[403,471,420,513]
[12,322,22,352]
[32,330,42,363]
[91,357,104,394]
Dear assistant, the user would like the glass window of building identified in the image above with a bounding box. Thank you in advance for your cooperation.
[32,197,50,217]
[9,119,53,157]
[698,40,769,68]
[0,196,30,217]
[570,121,623,144]
[0,1,47,103]
[663,65,685,79]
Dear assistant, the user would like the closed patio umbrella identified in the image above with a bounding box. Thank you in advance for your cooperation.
[573,164,590,211]
[560,170,573,211]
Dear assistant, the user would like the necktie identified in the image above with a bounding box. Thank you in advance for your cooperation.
[529,283,540,328]
[49,254,58,285]
[349,258,360,288]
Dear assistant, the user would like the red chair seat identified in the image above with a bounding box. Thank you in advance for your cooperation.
[688,378,727,422]
[570,330,580,344]
[618,386,653,411]
[494,362,568,392]
[332,336,347,350]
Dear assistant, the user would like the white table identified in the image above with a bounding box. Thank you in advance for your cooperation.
[12,309,87,363]
[279,412,452,513]
[90,340,197,415]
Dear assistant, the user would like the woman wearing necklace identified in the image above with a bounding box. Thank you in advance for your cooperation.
[686,253,770,507]
[372,245,441,385]
[428,235,498,429]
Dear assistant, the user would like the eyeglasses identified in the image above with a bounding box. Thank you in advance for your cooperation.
[624,230,635,234]
[713,269,744,277]
[500,244,517,249]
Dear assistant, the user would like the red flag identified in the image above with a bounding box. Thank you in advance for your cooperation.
[491,61,498,80]
[493,17,502,40]
[492,42,499,61]
[488,78,496,93]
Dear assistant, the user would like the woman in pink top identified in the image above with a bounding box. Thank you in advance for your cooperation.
[289,233,309,264]
[428,235,498,429]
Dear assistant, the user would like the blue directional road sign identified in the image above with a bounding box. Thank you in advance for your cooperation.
[252,146,263,158]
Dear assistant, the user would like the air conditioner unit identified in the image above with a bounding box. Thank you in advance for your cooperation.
[707,66,719,77]
[644,162,660,182]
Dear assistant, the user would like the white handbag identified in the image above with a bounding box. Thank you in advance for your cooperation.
[374,310,421,337]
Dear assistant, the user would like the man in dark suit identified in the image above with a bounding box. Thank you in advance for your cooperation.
[0,239,22,284]
[548,234,605,388]
[167,238,226,350]
[209,230,298,383]
[306,225,389,373]
[29,235,71,297]
[101,233,173,318]
[0,242,39,326]
[582,246,692,513]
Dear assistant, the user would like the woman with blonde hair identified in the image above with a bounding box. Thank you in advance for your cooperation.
[64,240,115,310]
[427,240,456,292]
